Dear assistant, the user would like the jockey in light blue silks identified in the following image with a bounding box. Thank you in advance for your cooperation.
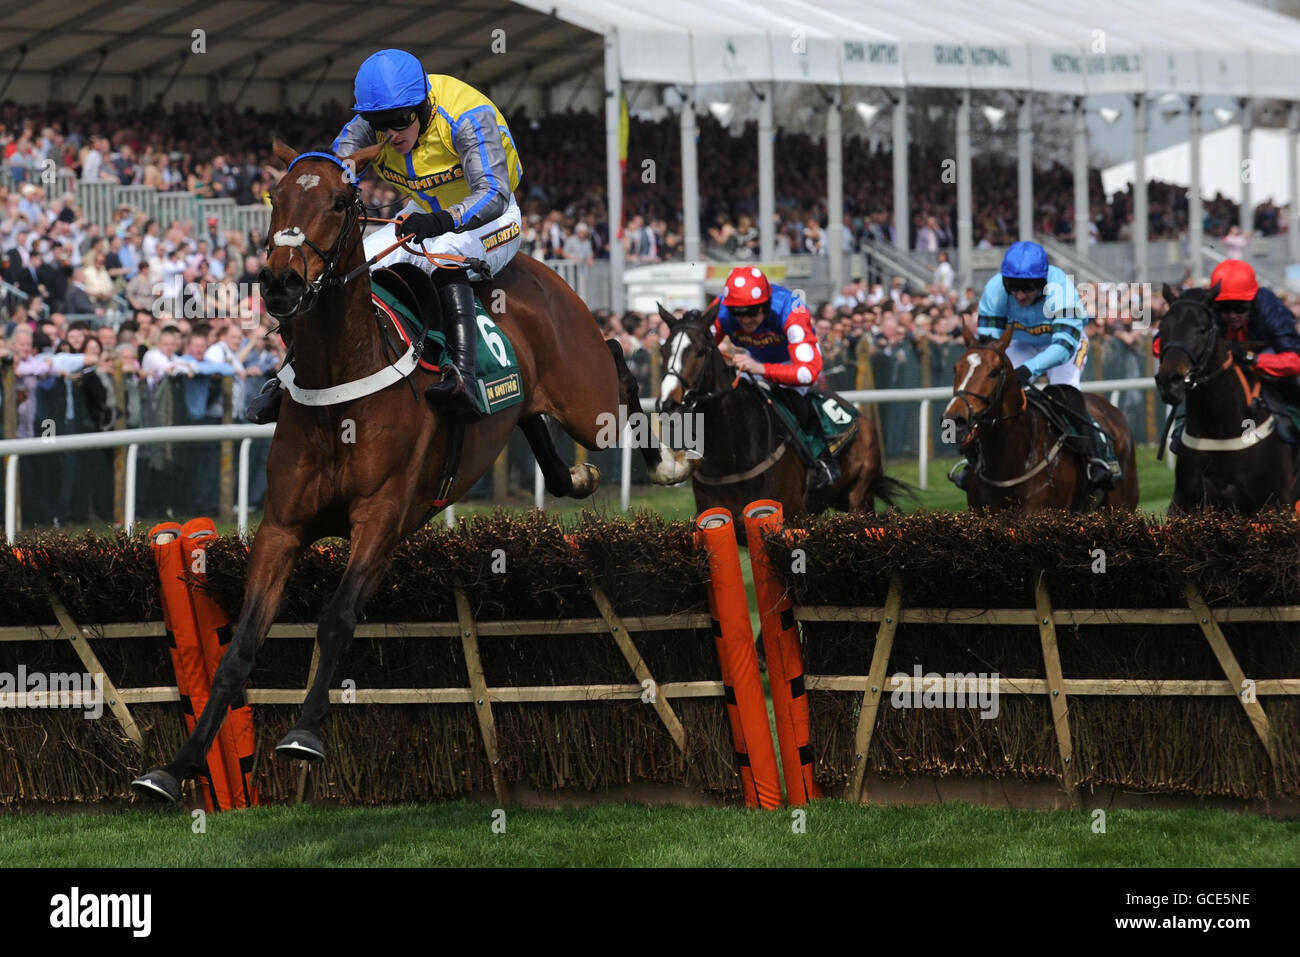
[951,240,1117,491]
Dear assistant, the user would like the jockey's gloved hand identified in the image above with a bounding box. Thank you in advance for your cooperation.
[397,210,455,242]
[1013,366,1034,387]
[1227,342,1257,366]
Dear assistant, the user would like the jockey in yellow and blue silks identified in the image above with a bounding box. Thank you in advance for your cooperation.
[333,48,524,422]
[951,241,1117,491]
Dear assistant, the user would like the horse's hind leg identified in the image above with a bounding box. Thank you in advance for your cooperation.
[520,414,598,498]
[276,515,401,761]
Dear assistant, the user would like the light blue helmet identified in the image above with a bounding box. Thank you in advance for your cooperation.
[352,49,429,113]
[1000,241,1049,281]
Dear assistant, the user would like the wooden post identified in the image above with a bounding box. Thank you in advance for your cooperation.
[849,575,902,802]
[219,377,234,521]
[587,580,687,753]
[1034,574,1078,804]
[454,586,507,804]
[2,364,16,439]
[648,347,661,399]
[47,590,143,748]
[1185,584,1277,784]
[854,336,882,444]
[492,447,508,500]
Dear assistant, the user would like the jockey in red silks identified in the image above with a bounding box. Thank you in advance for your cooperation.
[706,265,839,489]
[1202,259,1300,385]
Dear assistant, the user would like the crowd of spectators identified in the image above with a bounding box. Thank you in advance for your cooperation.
[0,94,1286,267]
[3,94,1300,523]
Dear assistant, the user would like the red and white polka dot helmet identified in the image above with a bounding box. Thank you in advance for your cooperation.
[723,266,771,308]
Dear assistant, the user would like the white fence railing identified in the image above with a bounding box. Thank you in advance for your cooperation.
[0,378,1161,544]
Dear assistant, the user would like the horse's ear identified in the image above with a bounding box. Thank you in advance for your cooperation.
[272,140,299,168]
[961,317,976,347]
[703,299,720,325]
[996,325,1014,352]
[1206,281,1222,302]
[656,303,678,330]
[1162,283,1179,305]
[341,144,382,177]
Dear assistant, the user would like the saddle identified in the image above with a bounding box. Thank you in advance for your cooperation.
[371,263,525,418]
[1030,385,1107,445]
[372,264,443,372]
[761,380,860,462]
[1254,381,1300,445]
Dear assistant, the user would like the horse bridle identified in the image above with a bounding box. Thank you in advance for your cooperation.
[265,152,368,319]
[662,322,739,410]
[949,346,1023,449]
[1157,303,1233,391]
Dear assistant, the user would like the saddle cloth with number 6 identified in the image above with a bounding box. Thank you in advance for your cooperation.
[768,386,860,460]
[373,282,524,417]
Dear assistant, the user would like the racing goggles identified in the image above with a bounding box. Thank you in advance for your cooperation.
[730,304,765,319]
[1214,299,1251,317]
[363,108,419,133]
[1002,277,1046,295]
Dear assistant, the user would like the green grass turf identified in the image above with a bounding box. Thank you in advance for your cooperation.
[0,800,1294,867]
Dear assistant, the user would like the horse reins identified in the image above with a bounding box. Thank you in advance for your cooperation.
[266,152,490,318]
[949,347,1026,449]
[664,321,785,483]
[666,323,741,409]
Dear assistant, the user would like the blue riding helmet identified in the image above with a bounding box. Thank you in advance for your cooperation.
[352,49,429,112]
[1001,241,1049,281]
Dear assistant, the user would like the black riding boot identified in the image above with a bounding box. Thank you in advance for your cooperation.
[424,277,483,423]
[792,390,840,491]
[1059,386,1116,490]
[246,377,284,424]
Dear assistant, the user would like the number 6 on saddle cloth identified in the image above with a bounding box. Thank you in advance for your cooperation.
[360,262,525,419]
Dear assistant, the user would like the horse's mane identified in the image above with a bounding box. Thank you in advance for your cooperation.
[1173,287,1216,306]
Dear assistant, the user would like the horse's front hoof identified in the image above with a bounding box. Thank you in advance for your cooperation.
[569,462,600,498]
[649,449,695,486]
[131,769,183,804]
[275,729,326,762]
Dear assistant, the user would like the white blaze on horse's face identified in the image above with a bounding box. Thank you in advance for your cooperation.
[944,352,981,420]
[295,173,321,190]
[660,329,691,403]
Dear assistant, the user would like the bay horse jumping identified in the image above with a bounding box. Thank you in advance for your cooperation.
[944,323,1139,511]
[132,142,677,802]
[1155,283,1299,514]
[654,302,909,541]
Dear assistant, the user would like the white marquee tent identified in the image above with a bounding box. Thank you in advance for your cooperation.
[514,0,1300,305]
[1102,123,1294,207]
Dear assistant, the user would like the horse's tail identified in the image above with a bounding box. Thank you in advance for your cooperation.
[868,472,917,509]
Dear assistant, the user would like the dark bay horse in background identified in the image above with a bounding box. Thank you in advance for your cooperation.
[943,324,1139,512]
[1155,283,1299,514]
[133,142,668,802]
[654,303,909,542]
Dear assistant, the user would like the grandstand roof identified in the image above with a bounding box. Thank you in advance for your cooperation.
[6,0,1300,100]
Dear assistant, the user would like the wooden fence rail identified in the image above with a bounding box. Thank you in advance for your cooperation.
[802,574,1297,804]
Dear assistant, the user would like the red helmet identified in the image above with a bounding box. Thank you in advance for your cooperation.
[723,266,771,308]
[1210,259,1259,302]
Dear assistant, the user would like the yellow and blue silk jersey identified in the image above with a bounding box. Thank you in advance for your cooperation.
[332,73,523,231]
[977,265,1090,377]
